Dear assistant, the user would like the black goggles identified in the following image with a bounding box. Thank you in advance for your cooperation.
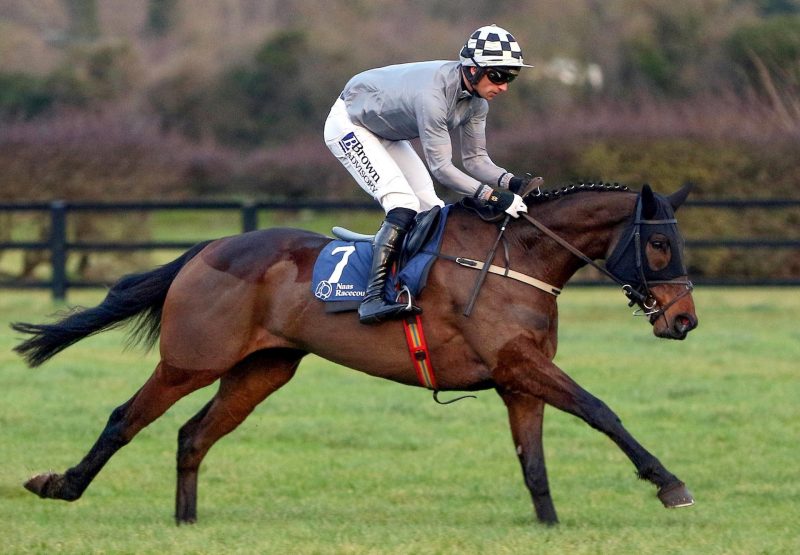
[485,67,518,85]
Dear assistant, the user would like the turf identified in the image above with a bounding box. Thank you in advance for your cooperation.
[1,287,798,554]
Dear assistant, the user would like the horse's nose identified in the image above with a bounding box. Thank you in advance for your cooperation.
[674,313,698,337]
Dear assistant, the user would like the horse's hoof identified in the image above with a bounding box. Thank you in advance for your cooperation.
[658,481,695,508]
[24,472,79,501]
[24,472,58,498]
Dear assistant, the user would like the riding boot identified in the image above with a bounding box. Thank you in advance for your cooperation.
[358,220,421,325]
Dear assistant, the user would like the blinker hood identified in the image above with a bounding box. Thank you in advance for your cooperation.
[605,186,687,287]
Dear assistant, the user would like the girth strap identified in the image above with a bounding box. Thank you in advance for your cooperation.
[401,314,477,405]
[402,314,437,390]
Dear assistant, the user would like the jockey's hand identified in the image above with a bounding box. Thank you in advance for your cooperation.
[510,173,545,197]
[509,174,532,194]
[477,185,528,218]
[501,192,528,218]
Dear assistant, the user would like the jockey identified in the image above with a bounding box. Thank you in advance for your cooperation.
[324,24,534,325]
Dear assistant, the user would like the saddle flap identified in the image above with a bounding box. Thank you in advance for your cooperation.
[400,206,442,266]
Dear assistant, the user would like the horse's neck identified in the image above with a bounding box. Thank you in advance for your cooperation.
[513,191,635,285]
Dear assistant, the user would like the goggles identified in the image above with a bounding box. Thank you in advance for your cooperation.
[485,67,518,85]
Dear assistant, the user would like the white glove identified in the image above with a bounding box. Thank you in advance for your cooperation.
[477,185,528,218]
[504,193,528,218]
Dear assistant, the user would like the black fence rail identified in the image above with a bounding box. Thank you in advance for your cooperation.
[1,198,799,299]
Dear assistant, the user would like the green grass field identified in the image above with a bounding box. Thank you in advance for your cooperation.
[1,287,798,554]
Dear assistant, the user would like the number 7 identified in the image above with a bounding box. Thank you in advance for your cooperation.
[327,245,356,283]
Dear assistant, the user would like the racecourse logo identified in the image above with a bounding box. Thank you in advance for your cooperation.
[339,132,380,193]
[314,280,365,300]
[314,280,333,300]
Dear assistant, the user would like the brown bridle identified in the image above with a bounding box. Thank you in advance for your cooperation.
[520,210,693,320]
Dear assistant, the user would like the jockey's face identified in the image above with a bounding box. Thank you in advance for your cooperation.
[470,67,510,100]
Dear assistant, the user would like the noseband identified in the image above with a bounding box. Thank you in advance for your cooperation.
[625,281,694,322]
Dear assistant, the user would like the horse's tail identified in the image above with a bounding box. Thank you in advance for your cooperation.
[11,240,212,368]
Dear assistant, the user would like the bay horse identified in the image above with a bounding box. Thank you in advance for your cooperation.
[12,182,698,525]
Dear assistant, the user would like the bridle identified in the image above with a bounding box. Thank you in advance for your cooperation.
[520,193,693,321]
[454,184,693,321]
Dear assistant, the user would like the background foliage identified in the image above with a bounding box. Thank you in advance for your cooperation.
[0,1,798,282]
[1,0,799,202]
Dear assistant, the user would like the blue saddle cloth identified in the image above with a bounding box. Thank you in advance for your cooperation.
[312,205,450,310]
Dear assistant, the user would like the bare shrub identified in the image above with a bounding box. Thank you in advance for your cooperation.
[235,134,354,200]
[0,106,230,281]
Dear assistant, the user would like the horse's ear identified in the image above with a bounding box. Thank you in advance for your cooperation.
[667,182,693,212]
[640,184,657,219]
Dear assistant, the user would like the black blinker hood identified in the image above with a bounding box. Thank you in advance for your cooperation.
[605,185,687,287]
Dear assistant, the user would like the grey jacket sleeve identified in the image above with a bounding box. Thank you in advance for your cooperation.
[417,95,505,195]
[459,102,509,184]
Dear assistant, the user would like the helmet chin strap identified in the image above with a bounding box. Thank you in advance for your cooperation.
[461,61,486,98]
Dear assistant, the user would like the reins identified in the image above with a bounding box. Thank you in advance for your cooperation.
[463,214,511,316]
[411,186,694,405]
[460,176,564,316]
[521,213,629,291]
[448,191,692,319]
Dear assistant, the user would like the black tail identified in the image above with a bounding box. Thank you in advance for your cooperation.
[11,241,212,367]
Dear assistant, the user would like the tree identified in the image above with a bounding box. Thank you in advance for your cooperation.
[145,0,179,37]
[64,0,99,42]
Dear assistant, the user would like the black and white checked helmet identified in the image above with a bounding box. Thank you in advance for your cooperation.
[459,24,532,68]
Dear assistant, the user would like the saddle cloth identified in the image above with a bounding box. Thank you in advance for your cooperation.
[312,205,451,312]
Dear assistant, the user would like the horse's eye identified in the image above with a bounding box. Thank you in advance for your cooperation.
[651,240,668,251]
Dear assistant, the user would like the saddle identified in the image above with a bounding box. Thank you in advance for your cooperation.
[332,206,442,264]
[314,206,448,312]
[314,177,544,313]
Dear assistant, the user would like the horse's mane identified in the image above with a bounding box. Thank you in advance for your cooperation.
[499,181,633,250]
[528,181,630,204]
[456,180,633,226]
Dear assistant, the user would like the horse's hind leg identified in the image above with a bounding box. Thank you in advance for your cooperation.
[24,362,219,502]
[175,348,304,524]
[498,390,558,525]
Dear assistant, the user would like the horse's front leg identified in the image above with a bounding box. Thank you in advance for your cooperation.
[497,390,558,524]
[493,344,694,509]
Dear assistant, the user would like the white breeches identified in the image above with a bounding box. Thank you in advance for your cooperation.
[324,98,445,214]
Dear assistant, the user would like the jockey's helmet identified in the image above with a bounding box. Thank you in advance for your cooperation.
[459,24,533,69]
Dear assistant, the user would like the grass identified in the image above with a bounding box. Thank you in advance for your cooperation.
[1,287,799,554]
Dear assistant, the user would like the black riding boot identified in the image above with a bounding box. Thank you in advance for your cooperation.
[358,220,420,325]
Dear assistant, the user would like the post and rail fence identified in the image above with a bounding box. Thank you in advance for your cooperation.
[1,198,798,300]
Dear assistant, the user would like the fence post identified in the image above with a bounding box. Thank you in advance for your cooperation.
[241,201,258,232]
[50,200,68,301]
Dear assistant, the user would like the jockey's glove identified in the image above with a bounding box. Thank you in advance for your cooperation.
[475,184,528,218]
[498,172,534,194]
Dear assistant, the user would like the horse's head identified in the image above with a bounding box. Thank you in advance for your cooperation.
[606,184,698,340]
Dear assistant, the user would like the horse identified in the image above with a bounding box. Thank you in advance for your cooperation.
[12,182,698,525]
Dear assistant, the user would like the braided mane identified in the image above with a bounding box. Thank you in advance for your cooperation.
[529,181,630,204]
